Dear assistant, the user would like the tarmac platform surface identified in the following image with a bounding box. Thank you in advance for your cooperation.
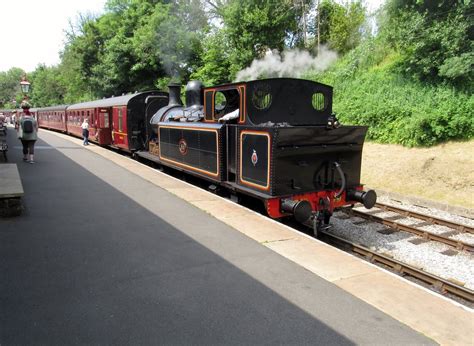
[1,126,472,345]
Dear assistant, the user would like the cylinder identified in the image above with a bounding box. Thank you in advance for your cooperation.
[281,199,312,223]
[346,189,377,209]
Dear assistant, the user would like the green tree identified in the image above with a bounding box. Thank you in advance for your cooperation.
[191,29,233,85]
[0,68,24,108]
[221,0,301,77]
[130,1,207,86]
[312,0,366,54]
[30,65,67,106]
[382,0,473,86]
[60,12,107,101]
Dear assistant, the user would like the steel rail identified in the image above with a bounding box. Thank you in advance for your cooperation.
[347,207,474,253]
[375,202,474,234]
[319,231,474,303]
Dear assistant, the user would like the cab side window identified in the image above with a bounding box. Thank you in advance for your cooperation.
[213,89,240,120]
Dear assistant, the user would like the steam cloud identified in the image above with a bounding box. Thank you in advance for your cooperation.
[235,46,337,82]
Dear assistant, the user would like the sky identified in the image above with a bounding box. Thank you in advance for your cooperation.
[0,0,107,72]
[0,0,384,73]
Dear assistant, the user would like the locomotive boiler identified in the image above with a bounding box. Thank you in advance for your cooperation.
[139,78,376,233]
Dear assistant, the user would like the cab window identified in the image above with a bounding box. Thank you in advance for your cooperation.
[213,89,240,120]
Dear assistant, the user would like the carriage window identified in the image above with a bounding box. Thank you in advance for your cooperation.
[103,112,109,128]
[118,108,123,132]
[252,84,272,110]
[312,92,325,111]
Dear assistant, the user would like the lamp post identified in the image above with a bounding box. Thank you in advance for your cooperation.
[20,75,31,95]
[19,75,31,112]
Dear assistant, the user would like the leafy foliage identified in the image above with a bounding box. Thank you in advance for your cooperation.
[316,0,366,54]
[221,0,301,77]
[334,71,473,146]
[0,68,25,108]
[382,0,474,86]
[306,37,474,146]
[30,65,66,106]
[191,29,233,85]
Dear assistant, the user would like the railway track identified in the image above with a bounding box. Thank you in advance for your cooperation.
[318,230,474,303]
[346,202,474,252]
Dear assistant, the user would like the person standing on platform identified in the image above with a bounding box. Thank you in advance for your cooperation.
[12,111,17,130]
[18,102,38,164]
[81,118,89,145]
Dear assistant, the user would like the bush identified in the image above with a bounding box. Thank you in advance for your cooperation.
[307,64,474,147]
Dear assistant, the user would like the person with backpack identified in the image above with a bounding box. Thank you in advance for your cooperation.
[18,102,38,164]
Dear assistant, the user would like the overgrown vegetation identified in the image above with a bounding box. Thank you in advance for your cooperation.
[308,37,473,146]
[0,0,472,146]
[310,0,474,146]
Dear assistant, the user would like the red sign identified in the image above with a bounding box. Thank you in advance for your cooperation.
[178,138,188,155]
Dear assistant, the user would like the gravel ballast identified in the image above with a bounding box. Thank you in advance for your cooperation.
[329,197,474,292]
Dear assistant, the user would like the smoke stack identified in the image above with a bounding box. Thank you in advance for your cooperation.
[168,83,183,106]
[185,80,204,109]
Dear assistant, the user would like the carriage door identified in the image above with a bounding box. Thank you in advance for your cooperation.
[98,107,112,145]
[111,106,127,148]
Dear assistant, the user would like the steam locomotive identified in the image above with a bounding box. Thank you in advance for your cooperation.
[36,78,376,233]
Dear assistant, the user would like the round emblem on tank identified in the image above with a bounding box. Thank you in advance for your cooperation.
[251,149,258,166]
[178,138,188,155]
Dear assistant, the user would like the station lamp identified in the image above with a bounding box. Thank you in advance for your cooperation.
[20,75,31,94]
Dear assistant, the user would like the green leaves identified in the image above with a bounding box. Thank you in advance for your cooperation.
[331,69,474,146]
[0,68,24,108]
[382,0,473,86]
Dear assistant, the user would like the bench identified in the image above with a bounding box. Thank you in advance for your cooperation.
[0,125,7,161]
[0,164,24,216]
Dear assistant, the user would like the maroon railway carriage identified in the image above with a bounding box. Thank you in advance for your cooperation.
[66,91,167,151]
[37,105,68,132]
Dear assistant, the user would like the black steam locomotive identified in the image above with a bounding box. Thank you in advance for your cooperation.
[137,78,376,233]
[36,77,376,233]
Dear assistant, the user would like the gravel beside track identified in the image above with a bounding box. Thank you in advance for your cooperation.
[377,196,474,228]
[329,198,474,292]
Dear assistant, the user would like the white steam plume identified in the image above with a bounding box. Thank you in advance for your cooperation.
[235,46,337,82]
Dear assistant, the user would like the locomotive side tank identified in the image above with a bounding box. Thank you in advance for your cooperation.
[145,78,376,232]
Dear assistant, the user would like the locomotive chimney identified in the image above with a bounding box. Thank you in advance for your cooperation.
[168,83,183,106]
[185,80,204,109]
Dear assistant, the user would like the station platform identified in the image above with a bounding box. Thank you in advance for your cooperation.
[1,126,472,345]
